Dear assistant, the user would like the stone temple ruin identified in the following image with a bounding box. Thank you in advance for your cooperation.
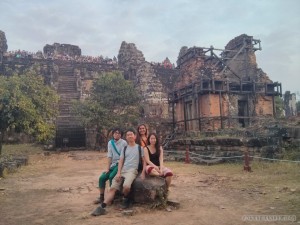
[170,35,282,132]
[1,30,294,153]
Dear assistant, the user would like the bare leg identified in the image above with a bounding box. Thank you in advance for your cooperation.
[165,176,172,190]
[91,188,116,216]
[149,169,160,176]
[103,188,117,205]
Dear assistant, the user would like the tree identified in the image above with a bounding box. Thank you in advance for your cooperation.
[275,96,284,118]
[72,71,140,141]
[0,71,59,154]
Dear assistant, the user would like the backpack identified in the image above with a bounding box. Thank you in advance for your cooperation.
[123,145,143,172]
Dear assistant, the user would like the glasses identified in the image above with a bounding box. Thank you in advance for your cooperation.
[114,132,121,135]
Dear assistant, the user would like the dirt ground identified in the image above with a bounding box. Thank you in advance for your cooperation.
[0,150,299,225]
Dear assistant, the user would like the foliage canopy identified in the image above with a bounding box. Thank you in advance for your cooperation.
[72,71,141,133]
[0,70,59,154]
[275,96,284,118]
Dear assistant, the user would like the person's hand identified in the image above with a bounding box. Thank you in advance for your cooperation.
[154,166,160,172]
[115,173,121,182]
[103,169,109,174]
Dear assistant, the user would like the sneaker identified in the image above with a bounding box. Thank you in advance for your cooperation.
[121,198,130,209]
[91,206,106,216]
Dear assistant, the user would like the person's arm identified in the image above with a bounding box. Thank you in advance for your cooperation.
[143,147,151,165]
[140,156,146,180]
[105,141,113,173]
[115,156,124,182]
[139,147,146,179]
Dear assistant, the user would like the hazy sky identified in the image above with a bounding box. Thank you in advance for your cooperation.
[1,0,299,94]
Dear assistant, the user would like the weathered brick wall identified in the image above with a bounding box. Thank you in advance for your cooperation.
[255,95,274,116]
[176,57,205,89]
[175,101,184,123]
[198,94,223,130]
[209,94,221,117]
[221,94,230,117]
[199,95,211,117]
[153,65,180,92]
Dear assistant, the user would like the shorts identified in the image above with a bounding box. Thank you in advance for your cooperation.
[146,165,173,177]
[111,168,138,191]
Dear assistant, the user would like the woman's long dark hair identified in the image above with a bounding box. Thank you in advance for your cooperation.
[147,133,160,156]
[136,124,148,145]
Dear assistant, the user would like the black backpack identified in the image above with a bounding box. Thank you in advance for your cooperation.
[123,145,143,172]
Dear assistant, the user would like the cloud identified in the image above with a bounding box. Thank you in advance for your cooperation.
[0,0,299,93]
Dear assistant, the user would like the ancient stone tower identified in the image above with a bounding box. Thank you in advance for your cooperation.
[169,34,282,132]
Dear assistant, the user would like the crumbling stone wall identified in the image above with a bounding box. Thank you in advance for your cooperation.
[153,65,179,93]
[175,48,206,89]
[117,41,179,127]
[255,95,274,116]
[136,62,169,119]
[44,43,81,57]
[223,34,271,83]
[118,41,145,81]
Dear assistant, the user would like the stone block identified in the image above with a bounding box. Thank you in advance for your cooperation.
[131,176,167,204]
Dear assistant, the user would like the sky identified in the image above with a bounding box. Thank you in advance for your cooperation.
[1,0,299,95]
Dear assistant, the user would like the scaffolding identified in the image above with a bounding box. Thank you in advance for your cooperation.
[168,79,282,131]
[170,35,282,132]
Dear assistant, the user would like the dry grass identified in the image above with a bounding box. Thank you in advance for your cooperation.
[165,160,300,217]
[166,160,300,186]
[1,143,43,157]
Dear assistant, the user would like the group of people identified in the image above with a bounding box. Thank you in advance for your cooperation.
[3,50,118,65]
[3,50,43,59]
[91,124,173,216]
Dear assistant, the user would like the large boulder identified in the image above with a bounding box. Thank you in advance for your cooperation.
[131,176,167,204]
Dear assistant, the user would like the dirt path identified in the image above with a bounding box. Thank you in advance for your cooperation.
[0,151,297,225]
